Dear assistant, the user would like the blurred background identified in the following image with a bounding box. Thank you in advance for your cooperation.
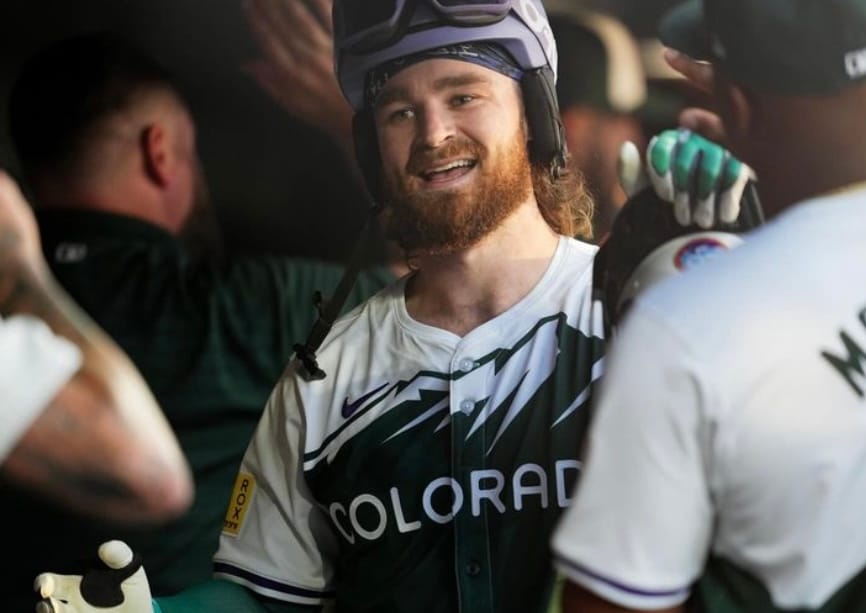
[0,0,691,261]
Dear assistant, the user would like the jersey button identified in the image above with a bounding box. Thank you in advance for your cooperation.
[458,358,475,373]
[465,561,481,577]
[459,399,475,414]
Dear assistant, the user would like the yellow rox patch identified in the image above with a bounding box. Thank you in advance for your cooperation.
[223,472,255,536]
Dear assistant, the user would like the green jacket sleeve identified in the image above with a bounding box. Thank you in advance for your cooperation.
[155,578,321,613]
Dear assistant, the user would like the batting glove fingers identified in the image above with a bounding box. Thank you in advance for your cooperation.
[645,128,753,228]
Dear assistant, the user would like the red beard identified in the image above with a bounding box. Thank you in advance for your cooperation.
[381,131,533,257]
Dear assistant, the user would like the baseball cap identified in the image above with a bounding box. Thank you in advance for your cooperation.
[659,0,866,95]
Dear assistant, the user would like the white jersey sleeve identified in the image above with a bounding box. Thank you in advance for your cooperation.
[0,314,82,462]
[551,306,713,610]
[213,369,339,606]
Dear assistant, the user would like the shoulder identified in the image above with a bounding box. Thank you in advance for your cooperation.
[275,282,406,447]
[538,236,598,292]
[621,201,834,369]
[562,236,599,267]
[320,280,404,351]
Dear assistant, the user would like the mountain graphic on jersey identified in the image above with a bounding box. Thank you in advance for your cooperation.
[305,312,604,613]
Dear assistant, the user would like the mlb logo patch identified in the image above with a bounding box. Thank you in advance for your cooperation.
[674,238,731,271]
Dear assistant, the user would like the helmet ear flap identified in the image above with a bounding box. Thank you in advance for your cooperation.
[352,110,384,202]
[521,66,567,175]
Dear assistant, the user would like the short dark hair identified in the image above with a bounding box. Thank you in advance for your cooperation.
[8,32,179,178]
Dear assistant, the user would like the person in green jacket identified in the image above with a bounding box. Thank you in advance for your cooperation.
[5,29,393,613]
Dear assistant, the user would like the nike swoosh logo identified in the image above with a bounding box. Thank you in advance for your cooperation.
[341,382,390,419]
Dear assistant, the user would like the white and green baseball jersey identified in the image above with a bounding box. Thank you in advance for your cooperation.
[213,236,604,613]
[553,187,866,612]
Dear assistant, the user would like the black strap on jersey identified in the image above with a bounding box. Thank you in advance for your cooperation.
[293,110,388,382]
[293,202,381,381]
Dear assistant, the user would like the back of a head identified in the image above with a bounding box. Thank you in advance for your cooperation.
[659,0,866,213]
[9,32,178,185]
[599,187,752,330]
[548,10,646,116]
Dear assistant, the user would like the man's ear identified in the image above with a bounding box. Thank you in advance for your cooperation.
[141,123,173,187]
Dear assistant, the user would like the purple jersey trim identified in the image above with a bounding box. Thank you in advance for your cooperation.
[213,561,336,599]
[555,554,691,599]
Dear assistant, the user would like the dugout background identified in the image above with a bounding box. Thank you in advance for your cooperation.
[0,0,680,264]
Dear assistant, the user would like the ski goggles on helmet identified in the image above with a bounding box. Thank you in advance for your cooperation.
[336,0,516,54]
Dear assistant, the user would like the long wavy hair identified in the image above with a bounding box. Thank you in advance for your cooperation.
[532,162,595,241]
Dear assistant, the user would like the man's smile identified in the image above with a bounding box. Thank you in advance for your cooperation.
[415,157,478,188]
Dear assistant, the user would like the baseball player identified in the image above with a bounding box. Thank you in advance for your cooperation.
[210,2,601,610]
[553,1,866,612]
[31,1,751,612]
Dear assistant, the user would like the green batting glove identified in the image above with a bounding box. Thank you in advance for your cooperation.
[34,541,156,613]
[646,128,753,229]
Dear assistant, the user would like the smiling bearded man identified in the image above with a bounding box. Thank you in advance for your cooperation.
[202,4,611,610]
[380,79,535,256]
[372,43,591,257]
[382,128,532,255]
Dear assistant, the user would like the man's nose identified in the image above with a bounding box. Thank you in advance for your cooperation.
[415,106,454,149]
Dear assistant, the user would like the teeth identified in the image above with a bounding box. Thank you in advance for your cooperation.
[429,159,473,174]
